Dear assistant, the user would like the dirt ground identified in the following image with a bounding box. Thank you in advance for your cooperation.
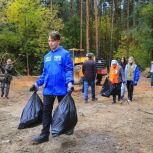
[0,76,153,153]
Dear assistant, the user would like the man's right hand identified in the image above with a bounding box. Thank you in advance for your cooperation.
[67,82,74,92]
[29,84,38,92]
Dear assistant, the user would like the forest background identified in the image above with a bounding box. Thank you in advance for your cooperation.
[0,0,153,75]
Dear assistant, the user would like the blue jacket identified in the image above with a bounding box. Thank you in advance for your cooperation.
[125,64,140,85]
[36,46,74,96]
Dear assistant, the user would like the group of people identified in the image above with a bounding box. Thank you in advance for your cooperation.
[0,59,13,99]
[80,54,140,105]
[109,56,140,104]
[0,31,140,144]
[29,31,140,144]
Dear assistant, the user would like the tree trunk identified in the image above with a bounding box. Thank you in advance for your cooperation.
[109,0,115,66]
[151,50,153,61]
[70,0,74,16]
[80,0,83,49]
[132,0,136,27]
[94,0,99,58]
[120,0,123,30]
[105,13,109,64]
[26,52,29,76]
[86,0,90,52]
[126,0,130,58]
[49,0,53,13]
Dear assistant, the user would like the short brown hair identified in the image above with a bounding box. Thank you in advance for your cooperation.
[49,31,60,40]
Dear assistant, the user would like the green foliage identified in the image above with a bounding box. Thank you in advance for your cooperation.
[98,16,111,58]
[115,43,150,70]
[1,0,153,74]
[51,0,70,21]
[0,28,21,53]
[62,16,82,49]
[0,0,63,75]
[115,1,153,70]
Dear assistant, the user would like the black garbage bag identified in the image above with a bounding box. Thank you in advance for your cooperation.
[51,92,78,137]
[101,77,114,97]
[18,92,43,129]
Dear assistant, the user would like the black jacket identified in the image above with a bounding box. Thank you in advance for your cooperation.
[2,64,13,82]
[119,61,127,71]
[82,59,97,81]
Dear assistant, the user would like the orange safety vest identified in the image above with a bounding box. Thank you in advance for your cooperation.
[109,65,119,84]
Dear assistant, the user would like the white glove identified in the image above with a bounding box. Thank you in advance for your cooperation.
[67,82,73,92]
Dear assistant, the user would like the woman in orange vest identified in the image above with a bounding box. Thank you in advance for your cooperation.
[109,60,124,104]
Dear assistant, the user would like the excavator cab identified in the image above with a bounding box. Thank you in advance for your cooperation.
[69,48,107,85]
[69,48,87,65]
[69,48,88,84]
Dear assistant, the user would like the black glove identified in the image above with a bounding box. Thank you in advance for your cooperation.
[29,84,38,92]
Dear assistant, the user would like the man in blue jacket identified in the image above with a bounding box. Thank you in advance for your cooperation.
[30,31,74,144]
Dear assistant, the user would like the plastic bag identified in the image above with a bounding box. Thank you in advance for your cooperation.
[121,83,125,98]
[18,92,43,129]
[101,77,114,97]
[0,74,5,82]
[51,92,78,137]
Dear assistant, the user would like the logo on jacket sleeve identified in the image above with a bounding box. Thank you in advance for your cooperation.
[45,57,51,62]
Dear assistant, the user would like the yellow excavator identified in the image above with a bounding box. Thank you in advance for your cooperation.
[69,48,107,85]
[69,48,87,84]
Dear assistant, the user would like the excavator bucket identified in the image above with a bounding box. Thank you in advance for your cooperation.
[74,65,83,84]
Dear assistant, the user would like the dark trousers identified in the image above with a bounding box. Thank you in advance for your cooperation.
[41,95,65,136]
[1,81,11,97]
[127,81,134,101]
[112,83,121,102]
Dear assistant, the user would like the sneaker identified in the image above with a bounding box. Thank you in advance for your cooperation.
[85,100,88,103]
[119,100,123,104]
[92,98,97,101]
[112,101,116,104]
[1,94,3,97]
[32,134,49,144]
[118,98,121,102]
[65,129,74,135]
[121,96,124,100]
[127,99,131,104]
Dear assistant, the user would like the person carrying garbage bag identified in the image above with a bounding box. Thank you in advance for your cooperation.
[18,92,43,129]
[30,31,74,144]
[51,90,77,138]
[109,60,124,104]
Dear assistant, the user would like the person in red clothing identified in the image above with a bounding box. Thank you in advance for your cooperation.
[109,60,124,104]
